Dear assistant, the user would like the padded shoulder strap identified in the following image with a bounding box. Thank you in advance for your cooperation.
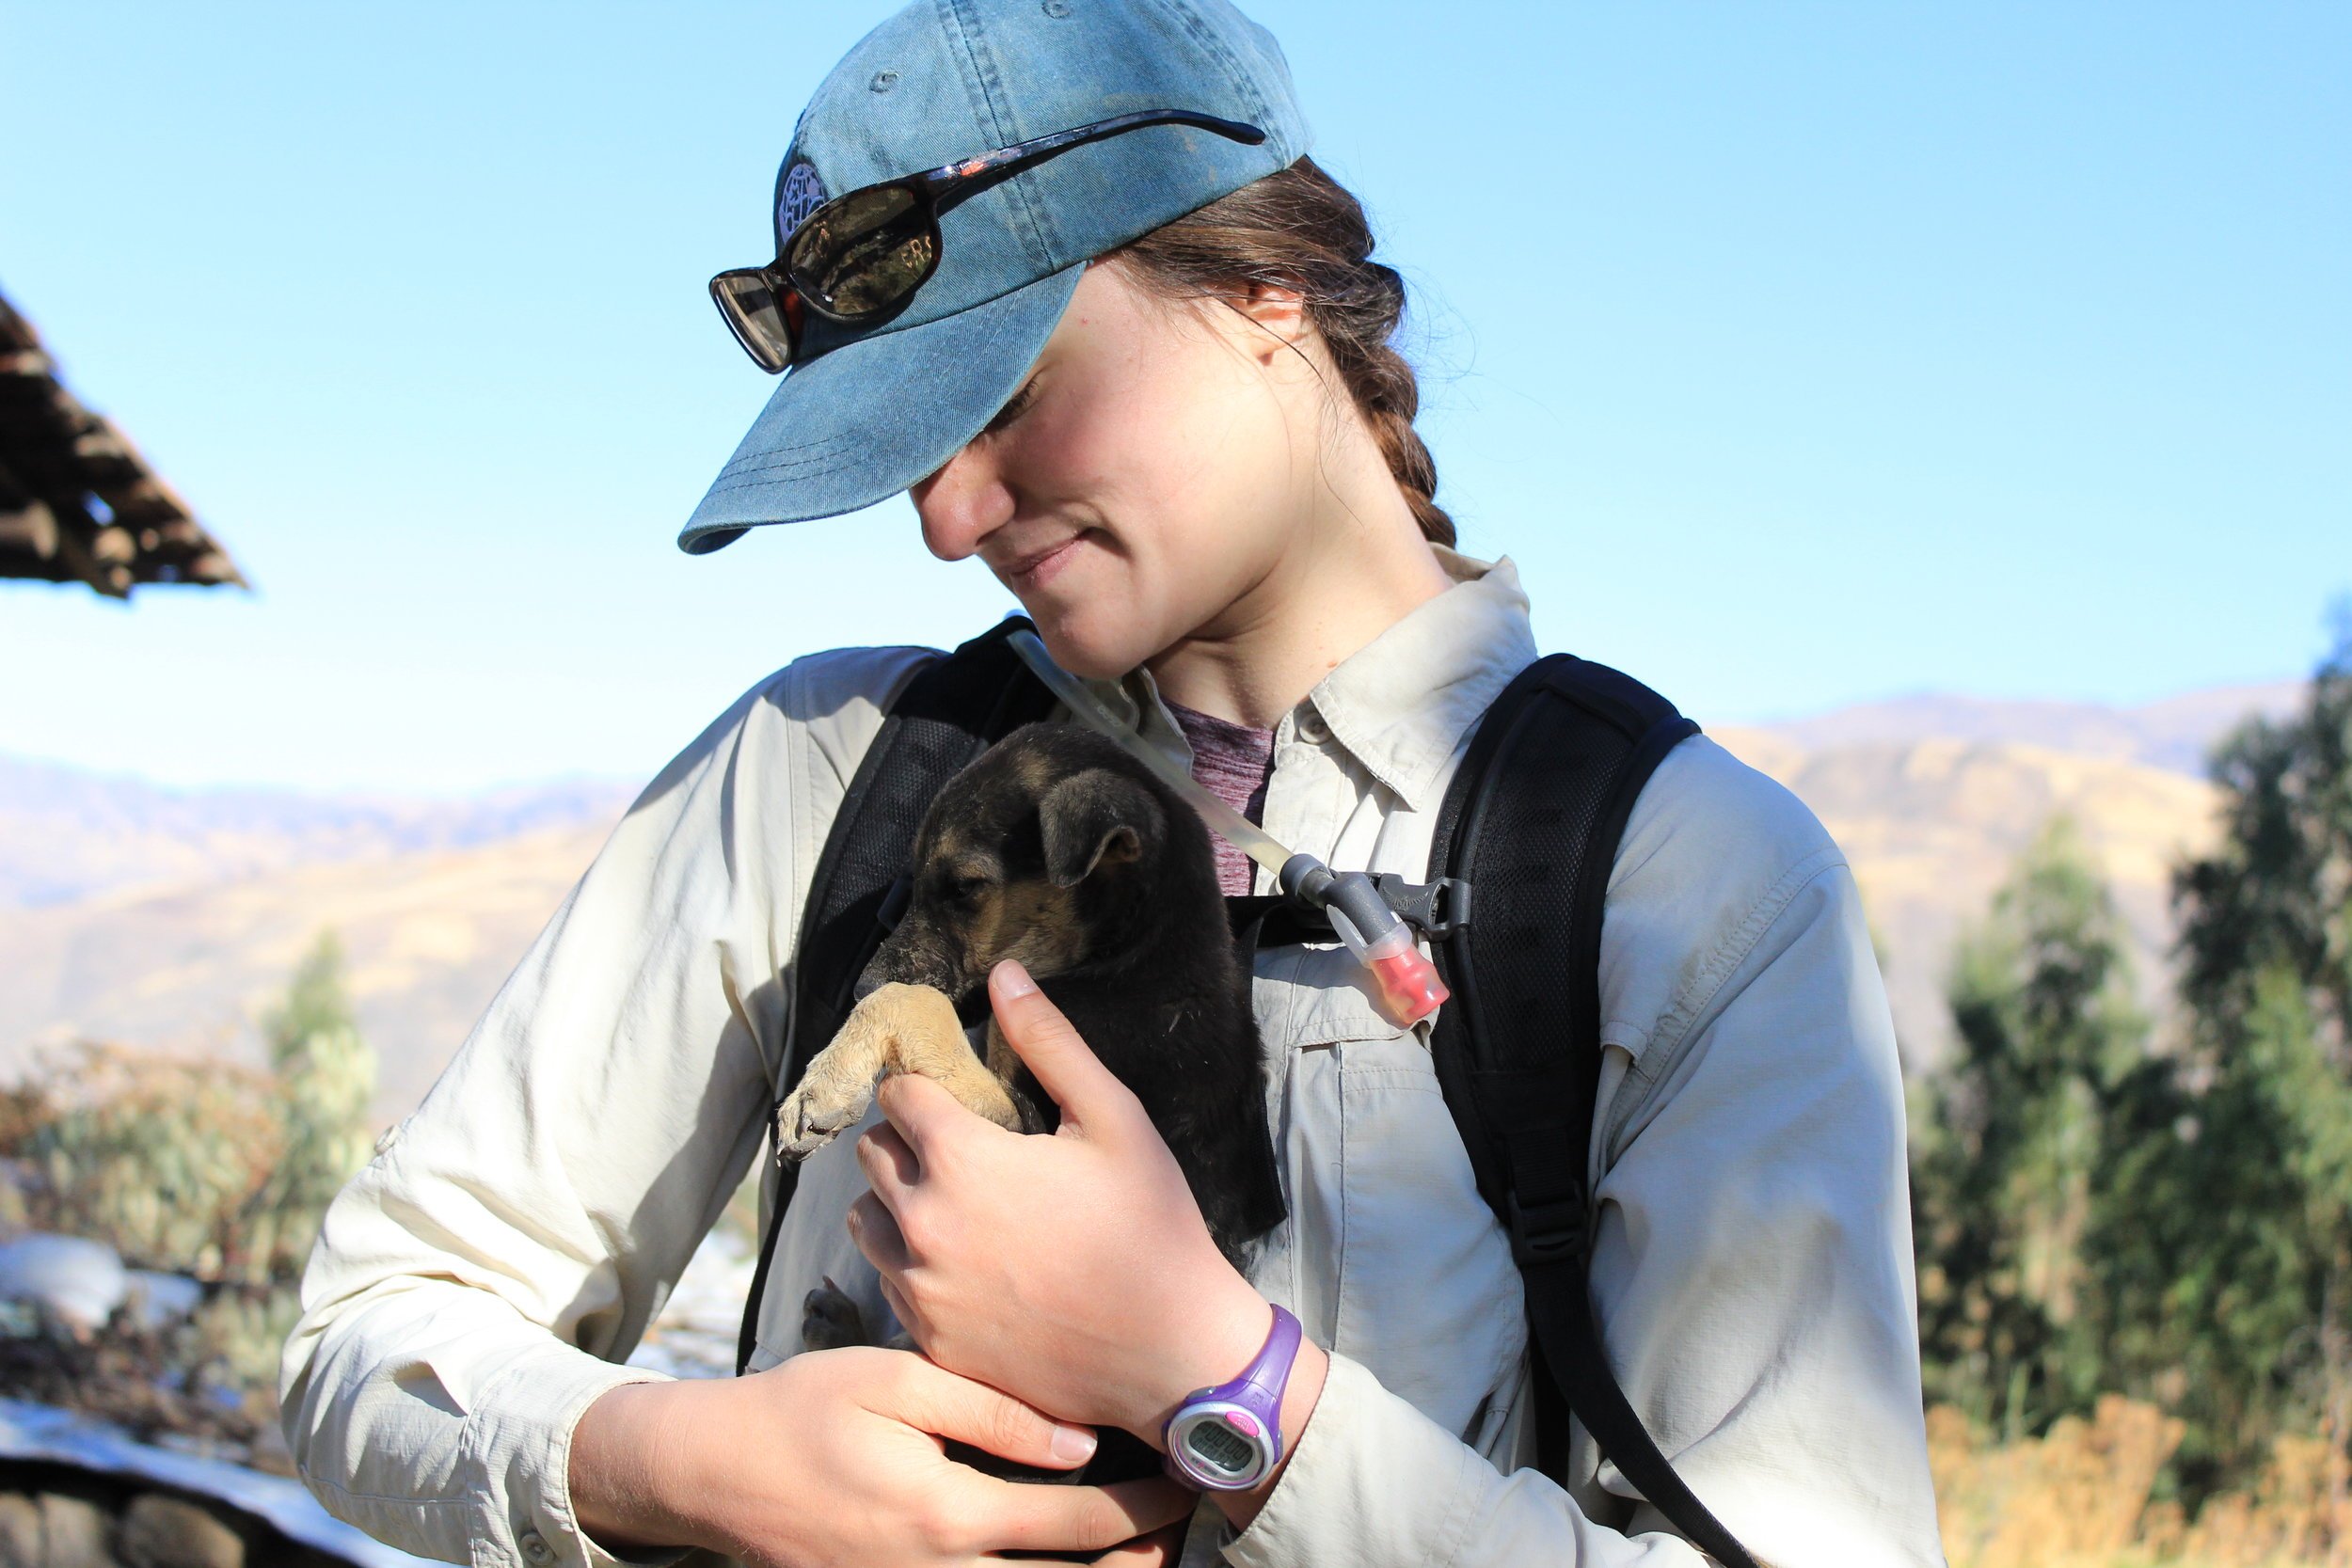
[1427,656,1760,1568]
[735,618,1055,1375]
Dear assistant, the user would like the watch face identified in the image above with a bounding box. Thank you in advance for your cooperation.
[1185,1418,1257,1478]
[1170,1404,1271,1489]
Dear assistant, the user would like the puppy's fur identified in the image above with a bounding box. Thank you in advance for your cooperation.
[777,720,1286,1331]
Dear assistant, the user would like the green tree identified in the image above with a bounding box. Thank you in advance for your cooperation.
[234,929,378,1283]
[1914,815,2149,1439]
[2089,620,2352,1503]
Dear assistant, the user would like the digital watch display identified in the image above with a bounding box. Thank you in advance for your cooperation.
[1162,1305,1302,1492]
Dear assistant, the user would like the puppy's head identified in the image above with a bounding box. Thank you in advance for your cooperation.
[855,723,1178,1006]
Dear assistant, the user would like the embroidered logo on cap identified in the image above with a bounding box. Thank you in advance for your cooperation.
[775,159,829,244]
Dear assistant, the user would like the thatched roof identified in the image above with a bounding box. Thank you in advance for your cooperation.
[0,288,246,598]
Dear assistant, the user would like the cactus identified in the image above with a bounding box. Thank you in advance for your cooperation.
[2,928,376,1286]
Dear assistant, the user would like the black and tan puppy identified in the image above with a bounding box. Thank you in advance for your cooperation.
[776,720,1286,1320]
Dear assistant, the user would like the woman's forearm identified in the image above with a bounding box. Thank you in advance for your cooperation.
[569,1380,718,1559]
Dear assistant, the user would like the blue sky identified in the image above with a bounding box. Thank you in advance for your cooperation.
[3,2,2344,792]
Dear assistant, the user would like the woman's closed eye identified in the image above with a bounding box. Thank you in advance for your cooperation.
[981,376,1041,436]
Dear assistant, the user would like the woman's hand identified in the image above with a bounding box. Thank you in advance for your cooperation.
[846,959,1279,1443]
[568,1347,1191,1566]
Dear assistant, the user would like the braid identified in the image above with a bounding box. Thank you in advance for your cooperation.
[1114,157,1455,548]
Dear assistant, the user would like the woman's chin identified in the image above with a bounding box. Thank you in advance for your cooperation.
[1021,604,1156,682]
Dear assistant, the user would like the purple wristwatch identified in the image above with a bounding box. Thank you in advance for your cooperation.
[1162,1305,1302,1491]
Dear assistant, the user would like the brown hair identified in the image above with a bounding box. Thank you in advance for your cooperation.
[1112,156,1454,548]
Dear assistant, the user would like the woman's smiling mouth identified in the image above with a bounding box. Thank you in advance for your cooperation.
[998,532,1088,593]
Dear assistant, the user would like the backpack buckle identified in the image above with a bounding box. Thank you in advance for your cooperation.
[1504,1186,1586,1268]
[1373,874,1472,939]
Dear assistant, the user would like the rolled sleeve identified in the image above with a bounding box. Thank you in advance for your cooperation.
[278,646,930,1566]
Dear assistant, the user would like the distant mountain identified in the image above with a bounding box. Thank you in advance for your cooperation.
[0,678,2305,1114]
[0,752,637,910]
[1711,729,2219,1069]
[1745,682,2302,778]
[0,821,615,1119]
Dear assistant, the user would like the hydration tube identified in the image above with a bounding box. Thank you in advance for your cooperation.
[1006,628,1450,1026]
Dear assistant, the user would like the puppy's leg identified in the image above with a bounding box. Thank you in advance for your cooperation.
[800,1277,869,1352]
[776,983,1025,1160]
[799,1277,923,1355]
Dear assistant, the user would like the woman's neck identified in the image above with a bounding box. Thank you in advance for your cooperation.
[1144,464,1455,730]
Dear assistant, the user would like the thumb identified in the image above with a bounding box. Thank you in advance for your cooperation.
[989,959,1145,1135]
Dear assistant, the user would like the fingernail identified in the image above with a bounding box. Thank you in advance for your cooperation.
[1051,1422,1098,1463]
[995,960,1038,999]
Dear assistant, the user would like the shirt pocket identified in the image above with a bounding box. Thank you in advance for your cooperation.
[1261,948,1528,1449]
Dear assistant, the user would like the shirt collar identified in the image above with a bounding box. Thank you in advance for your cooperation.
[1075,548,1538,814]
[1303,548,1537,811]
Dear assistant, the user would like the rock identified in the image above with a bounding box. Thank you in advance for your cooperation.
[35,1491,113,1568]
[119,1275,203,1331]
[0,1237,127,1335]
[0,1494,40,1568]
[116,1496,242,1568]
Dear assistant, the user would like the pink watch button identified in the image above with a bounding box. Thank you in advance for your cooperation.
[1225,1411,1261,1437]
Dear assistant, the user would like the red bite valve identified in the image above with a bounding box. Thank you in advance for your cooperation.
[1369,945,1449,1026]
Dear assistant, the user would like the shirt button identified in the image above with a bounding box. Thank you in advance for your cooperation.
[1295,707,1331,744]
[519,1529,555,1565]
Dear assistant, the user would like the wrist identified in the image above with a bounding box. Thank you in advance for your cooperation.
[569,1379,720,1558]
[1140,1271,1277,1446]
[1213,1337,1327,1529]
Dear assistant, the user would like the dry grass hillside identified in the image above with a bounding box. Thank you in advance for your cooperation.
[1711,729,2222,1066]
[0,822,612,1119]
[0,681,2293,1116]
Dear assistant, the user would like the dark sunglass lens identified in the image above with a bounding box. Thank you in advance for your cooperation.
[710,271,794,372]
[787,185,940,319]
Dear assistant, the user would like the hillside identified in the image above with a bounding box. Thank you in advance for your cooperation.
[0,752,634,910]
[1710,729,2220,1065]
[0,822,614,1118]
[0,680,2293,1113]
[1743,682,2301,777]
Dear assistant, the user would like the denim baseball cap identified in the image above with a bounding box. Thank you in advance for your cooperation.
[678,0,1311,554]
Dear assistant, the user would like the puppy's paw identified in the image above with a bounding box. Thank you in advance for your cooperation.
[775,1056,876,1161]
[800,1276,869,1353]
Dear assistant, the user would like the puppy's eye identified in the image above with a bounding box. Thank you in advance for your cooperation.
[944,872,989,905]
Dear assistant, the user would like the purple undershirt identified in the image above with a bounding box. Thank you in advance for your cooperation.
[1165,699,1277,896]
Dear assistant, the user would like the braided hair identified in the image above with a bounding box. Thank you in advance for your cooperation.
[1113,156,1454,547]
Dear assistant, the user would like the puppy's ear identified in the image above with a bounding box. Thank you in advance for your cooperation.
[1039,768,1165,889]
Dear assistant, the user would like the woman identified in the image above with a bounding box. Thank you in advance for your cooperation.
[279,2,1946,1564]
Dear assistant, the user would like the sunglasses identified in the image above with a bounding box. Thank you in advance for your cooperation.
[709,108,1268,373]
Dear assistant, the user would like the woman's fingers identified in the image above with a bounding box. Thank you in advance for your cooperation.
[855,1118,920,1203]
[983,1475,1197,1556]
[874,1067,985,1156]
[875,1352,1100,1471]
[1082,1519,1192,1566]
[847,1189,913,1274]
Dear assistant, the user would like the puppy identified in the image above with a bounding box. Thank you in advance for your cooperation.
[776,720,1286,1350]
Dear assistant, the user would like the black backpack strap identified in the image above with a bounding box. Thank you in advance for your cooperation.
[1428,655,1760,1568]
[734,619,1055,1375]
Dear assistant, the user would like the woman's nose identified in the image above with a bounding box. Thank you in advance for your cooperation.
[910,442,1013,562]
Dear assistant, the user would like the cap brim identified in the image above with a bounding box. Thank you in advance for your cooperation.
[678,262,1085,554]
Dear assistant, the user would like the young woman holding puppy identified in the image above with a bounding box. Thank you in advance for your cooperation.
[280,3,1945,1564]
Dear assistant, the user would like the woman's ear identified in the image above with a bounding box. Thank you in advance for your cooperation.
[1223,279,1311,370]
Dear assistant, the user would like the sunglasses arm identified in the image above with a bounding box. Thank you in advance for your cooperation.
[921,109,1266,217]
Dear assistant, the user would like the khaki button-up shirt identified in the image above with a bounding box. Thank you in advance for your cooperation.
[281,551,1946,1567]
